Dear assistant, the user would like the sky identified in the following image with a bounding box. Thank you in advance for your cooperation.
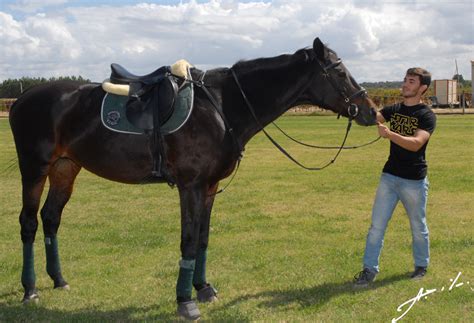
[0,0,473,83]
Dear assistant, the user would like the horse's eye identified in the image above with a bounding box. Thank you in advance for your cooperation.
[338,71,346,78]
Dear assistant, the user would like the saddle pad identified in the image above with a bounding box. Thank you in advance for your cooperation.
[101,81,194,135]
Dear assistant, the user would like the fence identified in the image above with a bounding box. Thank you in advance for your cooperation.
[0,99,16,112]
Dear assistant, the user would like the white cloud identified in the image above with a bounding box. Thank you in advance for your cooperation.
[8,0,69,13]
[0,11,82,78]
[0,0,473,82]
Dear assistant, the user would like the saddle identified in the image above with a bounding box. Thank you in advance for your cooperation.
[105,64,178,130]
[102,60,192,182]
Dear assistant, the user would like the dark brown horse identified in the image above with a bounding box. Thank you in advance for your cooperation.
[9,37,377,320]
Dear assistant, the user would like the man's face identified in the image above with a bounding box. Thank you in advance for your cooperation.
[402,74,425,98]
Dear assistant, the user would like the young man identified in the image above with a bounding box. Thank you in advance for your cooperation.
[354,67,436,286]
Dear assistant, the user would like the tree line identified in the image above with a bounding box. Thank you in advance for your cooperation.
[0,76,90,98]
[2,74,471,99]
[361,74,471,90]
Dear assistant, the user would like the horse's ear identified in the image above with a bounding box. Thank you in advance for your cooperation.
[313,37,326,60]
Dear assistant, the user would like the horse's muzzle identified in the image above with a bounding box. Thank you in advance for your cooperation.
[353,106,377,126]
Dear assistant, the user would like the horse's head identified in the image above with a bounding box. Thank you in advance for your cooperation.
[298,38,377,126]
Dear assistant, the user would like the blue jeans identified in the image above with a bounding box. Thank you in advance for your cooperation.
[363,173,430,273]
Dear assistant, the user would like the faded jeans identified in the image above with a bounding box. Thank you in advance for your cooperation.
[363,172,430,273]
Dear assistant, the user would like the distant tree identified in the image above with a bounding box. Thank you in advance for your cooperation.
[452,74,465,84]
[0,76,90,98]
[360,81,403,89]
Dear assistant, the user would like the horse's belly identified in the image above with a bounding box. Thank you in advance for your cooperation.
[68,128,156,184]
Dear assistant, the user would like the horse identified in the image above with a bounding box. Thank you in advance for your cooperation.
[9,37,377,320]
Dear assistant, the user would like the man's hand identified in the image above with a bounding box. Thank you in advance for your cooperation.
[377,122,391,138]
[376,121,431,152]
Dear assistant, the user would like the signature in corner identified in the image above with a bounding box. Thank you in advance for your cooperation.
[392,272,472,322]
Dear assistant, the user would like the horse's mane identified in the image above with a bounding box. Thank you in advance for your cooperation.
[231,48,312,75]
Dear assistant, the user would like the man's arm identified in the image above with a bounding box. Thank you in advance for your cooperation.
[377,122,431,152]
[376,111,386,123]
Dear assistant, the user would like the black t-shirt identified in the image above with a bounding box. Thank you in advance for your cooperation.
[380,103,436,180]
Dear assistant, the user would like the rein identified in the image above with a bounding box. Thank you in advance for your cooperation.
[276,57,381,150]
[271,121,381,149]
[230,59,379,170]
[231,69,353,170]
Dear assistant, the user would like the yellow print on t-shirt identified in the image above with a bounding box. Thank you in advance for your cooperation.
[390,113,418,136]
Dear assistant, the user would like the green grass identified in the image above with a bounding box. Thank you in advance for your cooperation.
[0,115,473,322]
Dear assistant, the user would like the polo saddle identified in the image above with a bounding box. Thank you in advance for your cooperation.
[102,60,192,183]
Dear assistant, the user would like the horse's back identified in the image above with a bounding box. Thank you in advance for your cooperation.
[10,81,98,127]
[9,81,101,171]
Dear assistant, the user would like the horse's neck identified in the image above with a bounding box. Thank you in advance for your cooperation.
[229,56,314,145]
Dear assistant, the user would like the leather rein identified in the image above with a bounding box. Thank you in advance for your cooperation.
[230,56,380,171]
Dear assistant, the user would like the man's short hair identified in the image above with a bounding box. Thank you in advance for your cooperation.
[406,67,431,87]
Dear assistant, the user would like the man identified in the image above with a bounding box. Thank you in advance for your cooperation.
[354,67,436,286]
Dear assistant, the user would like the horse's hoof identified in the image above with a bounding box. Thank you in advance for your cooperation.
[54,284,70,291]
[22,291,39,305]
[177,300,201,321]
[197,285,218,303]
[53,277,69,290]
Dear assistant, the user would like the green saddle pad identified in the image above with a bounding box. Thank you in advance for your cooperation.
[101,82,194,135]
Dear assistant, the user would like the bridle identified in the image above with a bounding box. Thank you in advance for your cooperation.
[230,52,380,171]
[317,57,368,120]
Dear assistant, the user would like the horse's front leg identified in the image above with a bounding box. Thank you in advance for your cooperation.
[176,183,208,321]
[193,183,219,303]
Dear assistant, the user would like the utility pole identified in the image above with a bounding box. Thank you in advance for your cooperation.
[455,59,464,114]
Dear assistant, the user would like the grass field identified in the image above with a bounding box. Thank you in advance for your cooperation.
[0,115,472,322]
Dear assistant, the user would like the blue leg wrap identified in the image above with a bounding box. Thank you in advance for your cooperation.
[176,258,196,299]
[44,235,61,278]
[193,248,207,286]
[21,243,35,288]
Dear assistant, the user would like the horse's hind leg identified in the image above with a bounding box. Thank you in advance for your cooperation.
[19,170,48,303]
[40,158,81,290]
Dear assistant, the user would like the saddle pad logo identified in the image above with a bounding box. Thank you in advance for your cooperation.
[106,111,121,126]
[390,113,418,136]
